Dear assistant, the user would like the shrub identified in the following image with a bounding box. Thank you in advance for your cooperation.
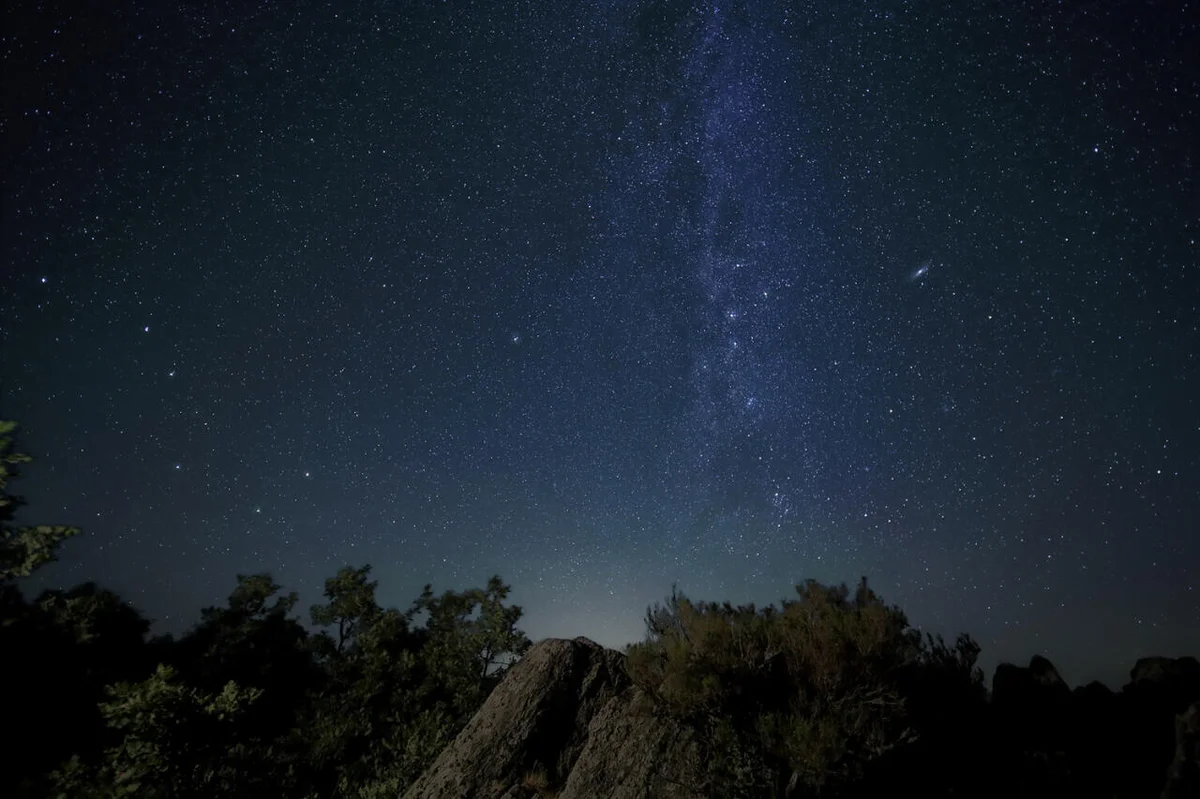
[627,577,925,797]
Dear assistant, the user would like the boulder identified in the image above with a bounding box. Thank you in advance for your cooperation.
[402,637,701,799]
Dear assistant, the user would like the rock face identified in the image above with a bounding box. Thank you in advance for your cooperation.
[1161,701,1200,799]
[402,637,701,799]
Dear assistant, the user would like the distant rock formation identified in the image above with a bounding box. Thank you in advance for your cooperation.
[986,654,1200,799]
[992,654,1070,701]
[1127,656,1200,709]
[991,653,1073,762]
[402,637,701,799]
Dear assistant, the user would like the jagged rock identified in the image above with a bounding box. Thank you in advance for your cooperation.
[1161,701,1200,799]
[402,637,702,799]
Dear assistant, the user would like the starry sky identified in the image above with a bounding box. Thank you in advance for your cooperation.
[2,1,1197,688]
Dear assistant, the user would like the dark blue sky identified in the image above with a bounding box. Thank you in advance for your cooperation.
[3,0,1197,688]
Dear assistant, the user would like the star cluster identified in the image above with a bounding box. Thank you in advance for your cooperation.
[2,1,1197,687]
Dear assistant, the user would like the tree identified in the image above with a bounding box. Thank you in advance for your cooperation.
[0,419,79,582]
[472,574,532,683]
[410,574,532,716]
[0,422,542,796]
[302,600,448,797]
[37,581,152,651]
[169,573,319,748]
[0,420,100,797]
[20,583,158,774]
[310,564,382,655]
[301,568,533,797]
[50,664,269,799]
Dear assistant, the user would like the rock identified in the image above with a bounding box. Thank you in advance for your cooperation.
[992,655,1070,708]
[1028,655,1069,691]
[1128,657,1200,710]
[558,687,702,798]
[1074,680,1115,701]
[991,655,1073,761]
[1161,701,1200,799]
[402,637,702,799]
[1132,657,1200,686]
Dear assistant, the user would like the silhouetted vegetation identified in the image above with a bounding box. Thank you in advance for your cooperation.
[2,421,531,798]
[625,584,1197,798]
[2,419,1196,797]
[626,578,986,797]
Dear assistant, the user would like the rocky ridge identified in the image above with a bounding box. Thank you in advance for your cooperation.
[402,637,701,799]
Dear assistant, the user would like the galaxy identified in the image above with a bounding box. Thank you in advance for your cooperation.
[3,1,1197,687]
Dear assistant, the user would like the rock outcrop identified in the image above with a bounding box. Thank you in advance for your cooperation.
[991,654,1073,758]
[1130,657,1200,691]
[402,637,701,799]
[992,654,1070,705]
[403,642,1200,799]
[1126,656,1200,713]
[1161,701,1200,799]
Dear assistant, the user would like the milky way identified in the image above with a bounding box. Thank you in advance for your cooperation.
[3,1,1197,687]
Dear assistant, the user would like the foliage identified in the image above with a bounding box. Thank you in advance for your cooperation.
[310,564,383,655]
[627,577,931,797]
[0,419,80,581]
[410,574,533,716]
[859,630,989,795]
[49,664,271,798]
[15,419,1132,798]
[299,573,531,795]
[0,424,541,796]
[0,421,139,797]
[168,573,320,747]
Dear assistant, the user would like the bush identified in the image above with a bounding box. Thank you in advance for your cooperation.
[627,577,932,797]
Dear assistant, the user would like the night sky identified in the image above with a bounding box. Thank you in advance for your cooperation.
[3,1,1197,689]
